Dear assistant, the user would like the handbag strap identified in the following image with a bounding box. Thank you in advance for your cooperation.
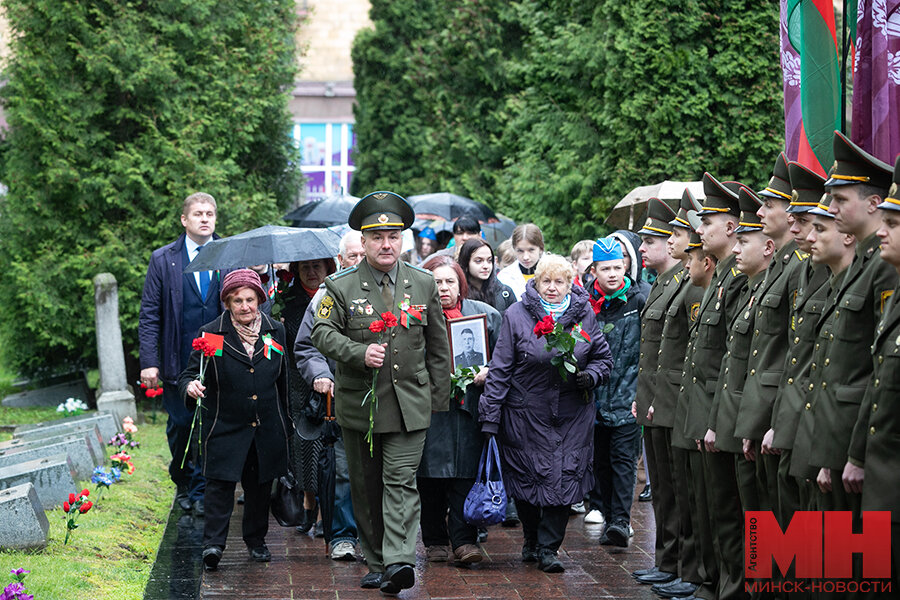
[486,435,503,482]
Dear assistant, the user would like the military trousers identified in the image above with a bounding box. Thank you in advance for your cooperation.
[776,449,802,528]
[343,427,426,572]
[645,425,679,574]
[705,449,748,600]
[689,448,719,600]
[671,445,701,585]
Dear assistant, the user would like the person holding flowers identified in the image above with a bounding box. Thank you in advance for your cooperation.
[179,268,290,572]
[311,191,450,595]
[479,254,612,573]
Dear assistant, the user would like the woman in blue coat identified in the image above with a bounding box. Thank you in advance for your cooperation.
[479,255,612,573]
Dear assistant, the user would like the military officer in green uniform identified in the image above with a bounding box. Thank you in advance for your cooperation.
[311,191,451,594]
[769,162,830,521]
[682,173,748,600]
[631,197,682,586]
[736,153,808,516]
[847,155,900,591]
[808,133,896,524]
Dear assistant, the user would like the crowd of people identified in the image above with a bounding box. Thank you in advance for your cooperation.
[138,129,900,597]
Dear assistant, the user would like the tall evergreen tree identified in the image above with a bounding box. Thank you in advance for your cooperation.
[0,0,301,375]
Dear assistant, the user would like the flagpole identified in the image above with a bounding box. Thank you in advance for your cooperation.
[840,0,849,135]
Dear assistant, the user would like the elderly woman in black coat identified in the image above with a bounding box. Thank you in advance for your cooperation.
[180,268,290,572]
[479,254,612,573]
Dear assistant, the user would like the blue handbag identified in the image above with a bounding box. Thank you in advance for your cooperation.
[463,436,508,526]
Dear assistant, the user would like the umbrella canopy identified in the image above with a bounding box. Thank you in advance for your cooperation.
[407,192,497,222]
[605,180,705,230]
[283,195,359,228]
[481,216,517,248]
[184,225,341,272]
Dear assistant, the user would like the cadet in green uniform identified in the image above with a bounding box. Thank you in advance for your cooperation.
[770,162,830,521]
[847,156,900,591]
[632,198,682,585]
[808,133,896,524]
[736,153,808,516]
[311,191,451,594]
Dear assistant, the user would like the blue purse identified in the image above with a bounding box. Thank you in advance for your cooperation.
[463,436,508,526]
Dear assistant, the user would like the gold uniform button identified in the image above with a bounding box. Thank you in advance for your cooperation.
[870,426,876,435]
[692,376,697,383]
[752,349,758,356]
[750,369,756,375]
[791,357,797,365]
[822,382,827,389]
[794,336,800,344]
[249,367,254,373]
[757,310,762,317]
[808,384,814,391]
[805,402,811,410]
[874,379,880,387]
[723,383,728,390]
[251,421,257,427]
[878,355,884,364]
[725,367,730,374]
[640,352,644,358]
[755,329,760,336]
[639,367,643,373]
[872,403,878,412]
[830,334,834,340]
[798,317,804,324]
[393,364,399,371]
[251,394,258,400]
[787,377,794,384]
[824,358,830,366]
[836,310,840,318]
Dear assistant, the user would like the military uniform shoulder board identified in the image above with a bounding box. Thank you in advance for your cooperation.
[794,249,809,261]
[330,265,359,280]
[673,271,681,283]
[406,263,433,275]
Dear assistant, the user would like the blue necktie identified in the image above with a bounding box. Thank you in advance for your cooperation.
[197,245,210,300]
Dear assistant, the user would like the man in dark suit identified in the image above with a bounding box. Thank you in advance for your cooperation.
[139,192,224,516]
[453,328,484,369]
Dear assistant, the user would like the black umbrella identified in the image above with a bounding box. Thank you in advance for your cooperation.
[284,195,359,228]
[407,192,497,222]
[481,216,517,248]
[184,225,340,272]
[317,390,340,553]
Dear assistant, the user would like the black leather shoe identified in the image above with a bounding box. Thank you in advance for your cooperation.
[502,498,520,527]
[636,569,677,584]
[522,542,538,562]
[380,563,415,595]
[360,572,383,588]
[202,546,222,571]
[236,493,245,505]
[175,487,192,512]
[248,545,271,562]
[537,549,564,573]
[605,520,630,547]
[639,483,652,502]
[656,581,698,598]
[192,499,205,517]
[632,566,659,579]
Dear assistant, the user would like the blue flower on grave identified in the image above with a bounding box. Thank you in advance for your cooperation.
[91,467,114,489]
[110,467,122,482]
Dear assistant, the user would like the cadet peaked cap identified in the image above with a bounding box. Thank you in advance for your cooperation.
[876,155,900,212]
[670,188,703,230]
[638,197,678,237]
[684,229,703,252]
[824,131,893,189]
[809,193,836,218]
[348,191,416,231]
[787,161,826,214]
[698,172,741,216]
[759,152,793,201]
[593,237,624,262]
[734,186,765,233]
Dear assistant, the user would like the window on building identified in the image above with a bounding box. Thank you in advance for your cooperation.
[294,122,356,200]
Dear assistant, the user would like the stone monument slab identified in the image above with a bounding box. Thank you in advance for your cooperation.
[0,435,98,480]
[0,483,50,550]
[14,412,119,441]
[1,375,92,409]
[0,454,77,510]
[1,430,105,466]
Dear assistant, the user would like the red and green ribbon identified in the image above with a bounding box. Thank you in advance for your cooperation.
[262,333,284,360]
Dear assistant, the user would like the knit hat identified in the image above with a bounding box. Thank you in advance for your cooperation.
[592,237,624,262]
[220,268,267,305]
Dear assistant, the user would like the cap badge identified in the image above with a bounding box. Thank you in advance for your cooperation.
[378,213,389,223]
[645,219,653,227]
[832,161,838,171]
[791,190,799,202]
[889,183,897,199]
[373,193,388,200]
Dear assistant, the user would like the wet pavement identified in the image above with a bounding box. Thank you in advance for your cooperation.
[145,484,659,600]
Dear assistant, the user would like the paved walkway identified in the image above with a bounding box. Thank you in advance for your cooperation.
[194,487,660,600]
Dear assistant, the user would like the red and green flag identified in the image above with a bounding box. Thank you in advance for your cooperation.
[201,332,224,357]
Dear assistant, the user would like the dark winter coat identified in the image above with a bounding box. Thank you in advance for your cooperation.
[479,281,612,506]
[594,280,646,427]
[178,311,290,483]
[419,299,502,479]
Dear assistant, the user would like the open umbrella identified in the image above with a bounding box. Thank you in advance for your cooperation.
[481,216,517,248]
[284,195,359,228]
[407,192,497,222]
[604,180,705,230]
[184,225,340,272]
[317,390,340,553]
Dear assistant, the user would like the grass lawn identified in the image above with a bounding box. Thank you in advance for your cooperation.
[0,409,175,599]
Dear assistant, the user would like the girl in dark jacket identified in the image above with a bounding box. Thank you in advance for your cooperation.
[457,238,516,314]
[479,255,612,573]
[180,269,291,571]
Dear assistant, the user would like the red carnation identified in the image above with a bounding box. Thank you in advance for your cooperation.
[81,489,89,497]
[139,382,148,389]
[79,501,93,513]
[369,320,385,334]
[63,501,70,513]
[533,315,555,336]
[68,493,76,504]
[381,312,398,328]
[192,338,206,352]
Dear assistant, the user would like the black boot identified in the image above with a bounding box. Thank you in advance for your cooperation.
[295,502,317,534]
[638,483,652,502]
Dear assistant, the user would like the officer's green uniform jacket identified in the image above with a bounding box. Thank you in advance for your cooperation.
[683,254,747,442]
[791,270,845,480]
[736,241,806,441]
[636,264,687,428]
[809,233,898,471]
[771,260,830,449]
[311,260,451,433]
[669,280,705,450]
[848,286,900,519]
[711,272,765,453]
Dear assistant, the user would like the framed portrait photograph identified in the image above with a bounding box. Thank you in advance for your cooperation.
[447,314,490,372]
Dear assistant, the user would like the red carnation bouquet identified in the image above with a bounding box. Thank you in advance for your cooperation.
[533,315,591,380]
[363,312,399,455]
[62,489,93,545]
[182,333,224,468]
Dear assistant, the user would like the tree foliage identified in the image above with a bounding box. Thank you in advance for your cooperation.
[0,0,301,375]
[351,0,784,251]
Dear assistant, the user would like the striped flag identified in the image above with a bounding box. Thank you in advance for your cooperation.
[851,0,900,163]
[781,0,842,175]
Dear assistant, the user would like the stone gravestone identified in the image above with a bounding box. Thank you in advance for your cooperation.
[15,412,119,441]
[0,434,99,480]
[2,428,106,466]
[93,273,137,424]
[0,454,77,510]
[0,483,49,550]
